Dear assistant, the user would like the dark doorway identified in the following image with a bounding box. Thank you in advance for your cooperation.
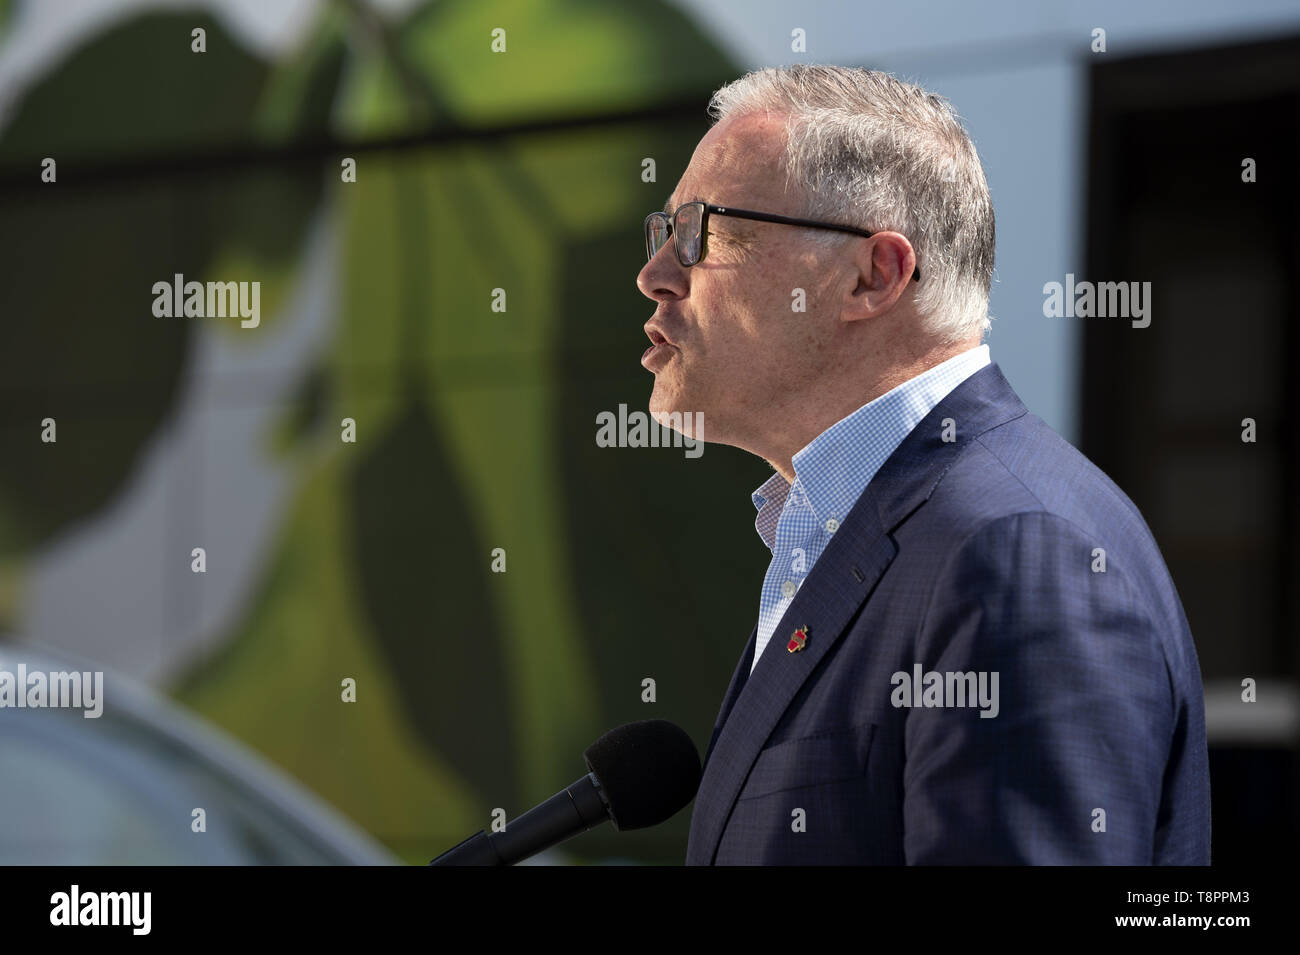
[1083,33,1300,864]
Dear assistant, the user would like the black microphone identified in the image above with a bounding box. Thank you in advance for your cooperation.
[428,719,701,865]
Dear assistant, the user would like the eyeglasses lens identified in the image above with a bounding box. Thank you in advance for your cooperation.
[646,214,670,261]
[675,203,703,266]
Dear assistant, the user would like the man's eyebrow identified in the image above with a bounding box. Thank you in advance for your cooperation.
[663,194,708,214]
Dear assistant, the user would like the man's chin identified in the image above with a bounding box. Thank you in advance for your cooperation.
[649,401,706,443]
[647,386,683,424]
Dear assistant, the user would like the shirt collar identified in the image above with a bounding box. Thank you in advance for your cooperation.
[751,470,790,550]
[751,344,990,551]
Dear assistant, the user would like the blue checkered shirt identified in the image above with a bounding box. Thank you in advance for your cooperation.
[749,344,991,671]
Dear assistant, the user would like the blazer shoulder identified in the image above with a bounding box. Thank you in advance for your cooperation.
[927,409,1153,547]
[918,410,1196,670]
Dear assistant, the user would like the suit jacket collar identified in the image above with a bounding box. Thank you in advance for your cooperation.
[686,361,1029,864]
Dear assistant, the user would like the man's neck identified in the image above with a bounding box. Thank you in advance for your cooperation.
[758,342,984,483]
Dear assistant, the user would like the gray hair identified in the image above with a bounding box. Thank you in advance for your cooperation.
[707,65,995,343]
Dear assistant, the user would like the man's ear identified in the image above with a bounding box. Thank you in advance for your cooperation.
[844,231,916,322]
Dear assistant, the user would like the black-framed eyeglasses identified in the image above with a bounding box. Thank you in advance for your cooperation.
[644,201,920,281]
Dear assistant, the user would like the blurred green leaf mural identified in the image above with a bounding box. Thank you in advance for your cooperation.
[0,0,769,863]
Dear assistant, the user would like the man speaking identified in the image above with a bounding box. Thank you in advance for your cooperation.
[635,65,1210,864]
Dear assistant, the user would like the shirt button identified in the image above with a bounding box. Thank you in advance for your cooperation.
[781,580,797,598]
[825,518,840,533]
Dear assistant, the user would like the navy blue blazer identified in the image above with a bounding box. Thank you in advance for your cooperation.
[685,362,1211,865]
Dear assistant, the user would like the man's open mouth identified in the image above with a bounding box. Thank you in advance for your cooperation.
[641,326,678,368]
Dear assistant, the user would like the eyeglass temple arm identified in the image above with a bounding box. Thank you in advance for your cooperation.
[707,205,920,282]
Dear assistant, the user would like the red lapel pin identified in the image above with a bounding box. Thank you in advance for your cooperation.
[787,625,809,653]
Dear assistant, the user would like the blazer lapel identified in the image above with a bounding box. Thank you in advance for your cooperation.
[700,622,756,771]
[685,496,897,864]
[685,362,1029,864]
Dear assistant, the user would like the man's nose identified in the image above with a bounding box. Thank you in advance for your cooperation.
[637,244,685,301]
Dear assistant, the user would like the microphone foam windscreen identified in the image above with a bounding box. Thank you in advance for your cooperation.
[583,719,702,830]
